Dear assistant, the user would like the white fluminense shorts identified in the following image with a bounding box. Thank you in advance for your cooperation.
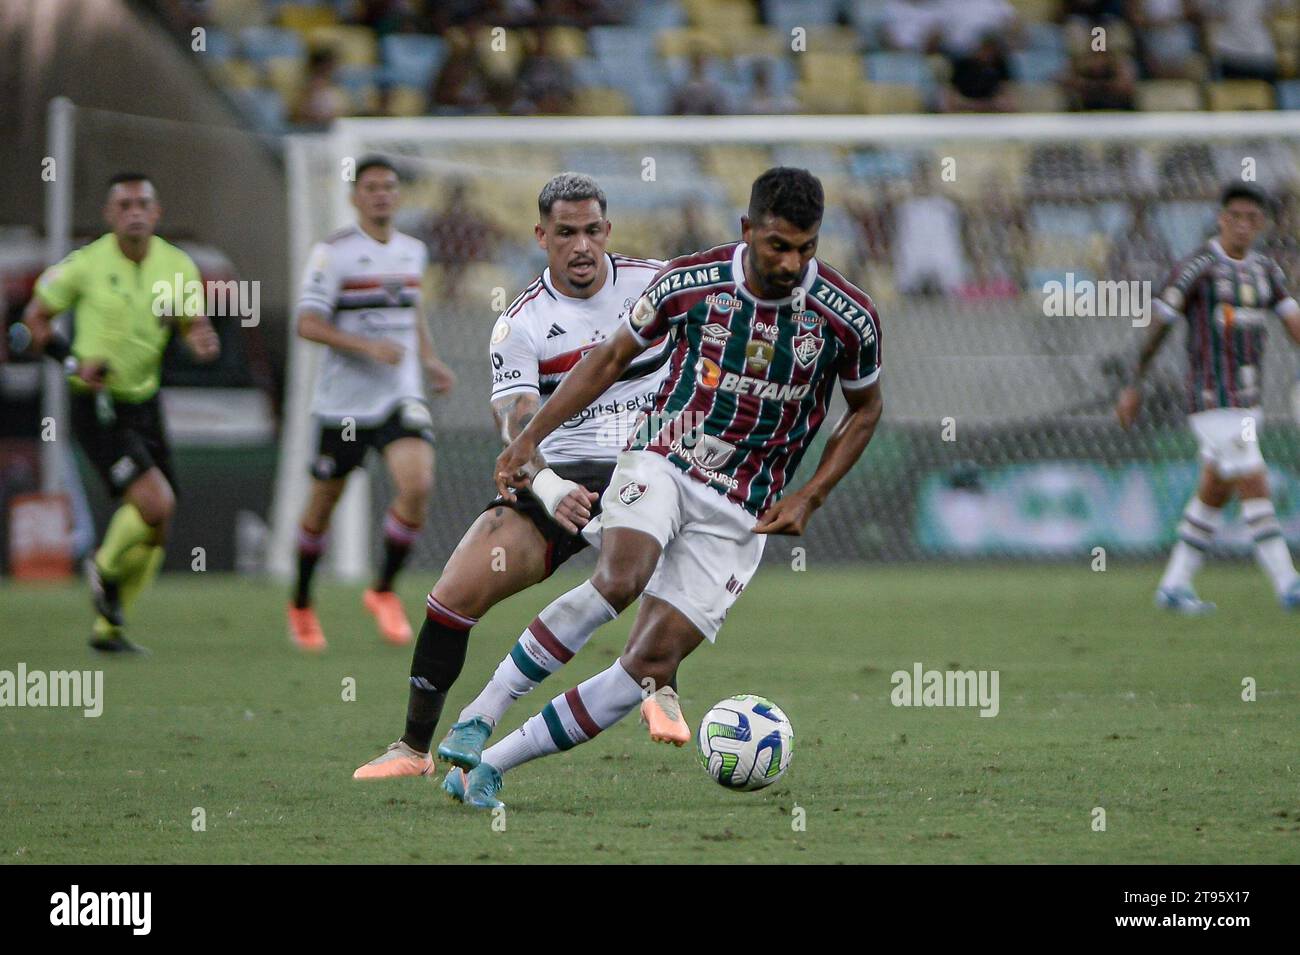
[1187,406,1264,479]
[581,450,766,641]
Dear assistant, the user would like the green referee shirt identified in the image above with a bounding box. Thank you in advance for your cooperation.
[34,233,204,403]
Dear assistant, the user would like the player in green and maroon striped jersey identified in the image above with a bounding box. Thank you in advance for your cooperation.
[442,167,885,809]
[1118,183,1300,614]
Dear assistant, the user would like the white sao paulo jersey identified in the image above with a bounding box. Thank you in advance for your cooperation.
[491,252,671,464]
[297,225,428,425]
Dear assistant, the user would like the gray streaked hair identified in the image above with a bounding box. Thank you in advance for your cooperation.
[538,172,607,219]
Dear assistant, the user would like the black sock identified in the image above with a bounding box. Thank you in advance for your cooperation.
[400,606,474,752]
[375,538,412,592]
[293,525,327,609]
[375,510,418,592]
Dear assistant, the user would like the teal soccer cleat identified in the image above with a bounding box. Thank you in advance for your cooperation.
[442,764,505,810]
[436,717,492,770]
[1155,586,1215,616]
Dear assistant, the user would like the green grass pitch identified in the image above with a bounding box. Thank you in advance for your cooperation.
[1,563,1297,864]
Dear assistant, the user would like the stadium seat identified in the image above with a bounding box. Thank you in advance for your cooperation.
[277,4,337,32]
[632,0,687,29]
[1135,80,1201,112]
[264,56,306,102]
[306,25,377,66]
[1153,201,1216,258]
[797,52,862,85]
[1025,22,1065,54]
[570,57,608,89]
[209,0,269,31]
[215,58,260,89]
[1278,79,1300,110]
[761,0,838,32]
[865,52,934,89]
[1009,49,1067,84]
[1206,81,1275,111]
[232,87,286,132]
[684,0,757,30]
[1012,0,1063,23]
[726,27,786,57]
[200,28,236,61]
[545,27,588,59]
[240,25,303,62]
[589,26,657,65]
[385,86,427,117]
[381,34,447,90]
[571,87,633,115]
[860,83,924,115]
[1009,82,1066,112]
[656,27,724,58]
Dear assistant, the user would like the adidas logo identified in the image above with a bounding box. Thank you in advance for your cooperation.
[546,323,566,339]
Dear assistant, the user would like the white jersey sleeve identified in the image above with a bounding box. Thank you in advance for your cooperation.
[489,312,541,401]
[297,242,341,318]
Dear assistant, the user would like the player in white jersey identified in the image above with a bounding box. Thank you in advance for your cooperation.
[288,157,456,652]
[353,173,686,781]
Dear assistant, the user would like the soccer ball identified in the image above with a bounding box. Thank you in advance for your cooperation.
[696,694,794,791]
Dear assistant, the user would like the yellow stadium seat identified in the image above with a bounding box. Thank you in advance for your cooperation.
[1010,82,1066,112]
[215,58,259,89]
[725,27,786,57]
[278,4,337,33]
[545,26,587,59]
[264,56,306,102]
[208,0,268,31]
[1010,0,1061,23]
[798,52,862,85]
[306,25,377,66]
[476,29,525,78]
[1207,80,1275,111]
[657,28,724,58]
[798,77,866,113]
[385,86,427,117]
[572,87,632,115]
[1135,80,1202,111]
[798,27,862,55]
[1274,15,1300,48]
[860,82,924,114]
[684,0,756,31]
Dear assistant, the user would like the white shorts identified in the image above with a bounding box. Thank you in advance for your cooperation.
[1188,406,1264,480]
[580,450,765,642]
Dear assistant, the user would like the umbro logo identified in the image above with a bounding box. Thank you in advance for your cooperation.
[546,323,566,339]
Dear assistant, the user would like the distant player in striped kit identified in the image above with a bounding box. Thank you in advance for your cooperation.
[444,167,886,808]
[1118,183,1300,614]
[353,173,686,781]
[287,156,456,650]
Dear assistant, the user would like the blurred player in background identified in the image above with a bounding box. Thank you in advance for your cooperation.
[353,172,686,781]
[445,167,885,808]
[288,157,456,651]
[15,172,220,653]
[1118,183,1300,614]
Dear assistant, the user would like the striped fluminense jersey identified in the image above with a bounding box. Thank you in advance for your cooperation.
[297,225,428,425]
[624,241,881,517]
[1156,238,1299,413]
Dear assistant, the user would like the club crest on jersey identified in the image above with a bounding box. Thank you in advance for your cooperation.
[618,481,647,505]
[746,339,774,374]
[701,322,730,345]
[696,356,723,389]
[792,332,823,367]
[705,292,741,313]
[491,320,510,345]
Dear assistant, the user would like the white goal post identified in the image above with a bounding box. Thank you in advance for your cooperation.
[268,111,1300,578]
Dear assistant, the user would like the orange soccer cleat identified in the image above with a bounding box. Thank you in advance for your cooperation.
[363,589,413,645]
[353,741,433,780]
[641,685,691,746]
[287,604,327,653]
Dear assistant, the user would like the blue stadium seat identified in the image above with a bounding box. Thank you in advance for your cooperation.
[570,57,609,89]
[865,51,934,88]
[762,0,838,32]
[240,26,303,62]
[1009,49,1067,84]
[632,0,686,29]
[1028,203,1095,239]
[381,34,447,90]
[848,148,922,182]
[588,26,656,67]
[1153,201,1216,259]
[1025,23,1065,54]
[203,28,235,62]
[233,87,286,132]
[1278,79,1300,110]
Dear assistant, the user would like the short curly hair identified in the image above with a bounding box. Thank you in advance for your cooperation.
[748,167,824,230]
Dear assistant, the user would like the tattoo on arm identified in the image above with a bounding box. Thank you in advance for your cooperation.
[491,393,547,474]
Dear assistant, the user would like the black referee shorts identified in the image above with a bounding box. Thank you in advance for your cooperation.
[69,391,177,497]
[483,459,615,575]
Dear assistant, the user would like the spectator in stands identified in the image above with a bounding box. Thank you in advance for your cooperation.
[1198,0,1279,82]
[292,48,350,127]
[430,28,497,113]
[1126,0,1200,80]
[670,51,731,116]
[671,202,723,257]
[1061,0,1126,26]
[355,0,414,37]
[416,179,503,304]
[879,0,945,53]
[748,60,800,114]
[936,0,1020,57]
[1062,48,1138,109]
[893,163,969,297]
[941,34,1015,112]
[509,30,575,114]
